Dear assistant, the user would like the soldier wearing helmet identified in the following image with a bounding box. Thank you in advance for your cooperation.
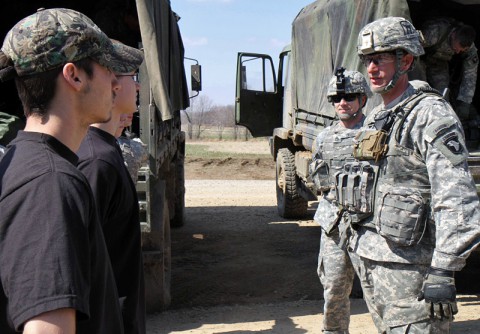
[342,17,480,333]
[310,68,383,334]
[326,67,372,127]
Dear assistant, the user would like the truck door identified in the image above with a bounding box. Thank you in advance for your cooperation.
[235,53,282,137]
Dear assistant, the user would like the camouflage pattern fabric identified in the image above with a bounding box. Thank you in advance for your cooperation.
[357,17,424,56]
[117,136,148,184]
[2,8,143,77]
[348,82,480,330]
[421,19,478,104]
[317,228,354,333]
[352,258,450,333]
[0,112,24,146]
[0,145,5,160]
[327,69,372,98]
[312,121,362,333]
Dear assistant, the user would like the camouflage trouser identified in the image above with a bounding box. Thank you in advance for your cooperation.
[317,228,355,333]
[348,250,387,334]
[352,257,451,333]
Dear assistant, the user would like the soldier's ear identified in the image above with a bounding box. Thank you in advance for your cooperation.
[401,54,414,71]
[361,95,367,108]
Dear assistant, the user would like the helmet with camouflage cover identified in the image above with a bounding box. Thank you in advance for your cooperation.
[357,17,424,56]
[357,17,423,93]
[327,67,372,100]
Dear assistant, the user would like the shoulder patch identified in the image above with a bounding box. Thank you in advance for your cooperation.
[424,117,467,166]
[443,133,463,154]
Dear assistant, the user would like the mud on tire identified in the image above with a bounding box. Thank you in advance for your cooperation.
[276,148,308,218]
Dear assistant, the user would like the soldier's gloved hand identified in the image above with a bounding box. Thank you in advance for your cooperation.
[418,268,458,320]
[455,100,471,119]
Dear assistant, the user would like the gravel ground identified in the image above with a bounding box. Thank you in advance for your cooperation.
[146,172,480,333]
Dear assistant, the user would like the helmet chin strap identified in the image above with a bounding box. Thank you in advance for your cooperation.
[380,50,409,93]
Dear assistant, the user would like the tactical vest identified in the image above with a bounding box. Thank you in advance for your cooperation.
[349,88,444,245]
[315,123,376,220]
[319,125,361,185]
[312,123,364,232]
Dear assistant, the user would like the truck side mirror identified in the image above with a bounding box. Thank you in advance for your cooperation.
[191,64,202,92]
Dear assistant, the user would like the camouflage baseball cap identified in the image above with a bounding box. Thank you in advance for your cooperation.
[327,68,372,98]
[1,8,143,77]
[357,17,424,57]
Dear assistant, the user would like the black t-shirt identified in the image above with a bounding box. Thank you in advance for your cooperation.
[0,131,124,333]
[78,127,145,334]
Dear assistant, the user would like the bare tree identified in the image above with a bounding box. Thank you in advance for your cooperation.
[209,105,234,139]
[181,93,246,140]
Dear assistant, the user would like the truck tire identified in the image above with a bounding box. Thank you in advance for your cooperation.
[170,151,185,228]
[276,148,308,218]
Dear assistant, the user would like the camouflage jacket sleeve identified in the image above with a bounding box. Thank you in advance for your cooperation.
[413,97,480,271]
[117,136,148,183]
[312,126,331,161]
[421,22,443,49]
[457,43,479,104]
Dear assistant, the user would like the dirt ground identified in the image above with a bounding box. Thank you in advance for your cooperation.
[147,140,480,334]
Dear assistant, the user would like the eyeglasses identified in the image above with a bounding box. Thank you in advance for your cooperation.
[116,73,139,83]
[330,94,359,103]
[360,52,396,67]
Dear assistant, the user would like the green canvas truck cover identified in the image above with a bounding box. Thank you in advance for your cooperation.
[290,0,411,119]
[136,0,189,121]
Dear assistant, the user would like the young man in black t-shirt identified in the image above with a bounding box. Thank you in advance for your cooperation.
[0,8,142,333]
[78,46,146,334]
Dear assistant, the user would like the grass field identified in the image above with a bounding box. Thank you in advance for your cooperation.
[185,140,271,159]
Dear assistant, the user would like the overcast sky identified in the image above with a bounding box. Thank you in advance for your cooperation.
[172,0,313,106]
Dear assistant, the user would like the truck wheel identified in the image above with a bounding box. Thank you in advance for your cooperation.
[170,151,185,228]
[276,148,308,218]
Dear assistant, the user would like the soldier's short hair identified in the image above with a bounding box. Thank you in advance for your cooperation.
[454,24,476,48]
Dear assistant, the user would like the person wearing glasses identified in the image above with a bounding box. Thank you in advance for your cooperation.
[0,8,142,333]
[77,40,146,334]
[310,68,381,334]
[341,17,480,333]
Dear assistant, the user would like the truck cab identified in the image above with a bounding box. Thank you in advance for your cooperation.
[236,0,480,218]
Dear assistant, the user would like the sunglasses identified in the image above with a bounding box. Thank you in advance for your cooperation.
[330,94,359,103]
[116,73,139,83]
[360,52,396,67]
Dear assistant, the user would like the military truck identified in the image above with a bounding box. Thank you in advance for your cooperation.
[235,0,480,218]
[0,0,201,311]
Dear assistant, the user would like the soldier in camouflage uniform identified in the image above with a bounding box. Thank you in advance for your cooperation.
[116,113,148,184]
[311,68,374,334]
[338,17,480,333]
[420,17,478,118]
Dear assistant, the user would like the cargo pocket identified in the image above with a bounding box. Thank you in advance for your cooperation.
[376,187,428,246]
